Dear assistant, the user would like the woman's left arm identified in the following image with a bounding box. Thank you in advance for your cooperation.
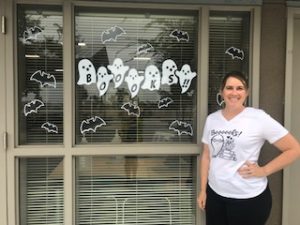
[239,133,300,178]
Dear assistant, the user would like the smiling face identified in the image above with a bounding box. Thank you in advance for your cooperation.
[221,76,248,110]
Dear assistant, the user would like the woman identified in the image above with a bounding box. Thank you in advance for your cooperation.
[197,71,300,225]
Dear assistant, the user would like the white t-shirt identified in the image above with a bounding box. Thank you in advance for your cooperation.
[202,107,288,198]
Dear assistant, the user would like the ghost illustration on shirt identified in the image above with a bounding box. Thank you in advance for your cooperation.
[161,59,178,85]
[107,58,129,88]
[96,66,113,96]
[77,59,96,85]
[141,65,161,91]
[125,68,144,98]
[175,64,197,93]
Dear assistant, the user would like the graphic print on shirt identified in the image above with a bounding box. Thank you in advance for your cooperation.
[210,129,242,161]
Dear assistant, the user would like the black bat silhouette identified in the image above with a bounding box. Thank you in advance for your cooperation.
[30,70,56,88]
[101,26,126,43]
[24,99,45,116]
[23,26,43,41]
[169,29,189,42]
[121,102,140,117]
[137,43,154,55]
[225,47,244,60]
[80,116,106,134]
[158,97,174,109]
[41,122,58,133]
[169,120,193,136]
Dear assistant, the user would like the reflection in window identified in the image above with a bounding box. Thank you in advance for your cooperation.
[17,5,63,144]
[75,156,196,225]
[75,7,198,144]
[19,158,64,225]
[208,11,250,113]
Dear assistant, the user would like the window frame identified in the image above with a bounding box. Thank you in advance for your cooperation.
[4,2,262,225]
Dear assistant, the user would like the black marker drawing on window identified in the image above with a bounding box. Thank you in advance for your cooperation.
[23,26,43,42]
[225,46,244,60]
[121,102,141,117]
[41,122,58,133]
[30,70,57,88]
[80,116,106,134]
[169,120,193,136]
[24,99,45,116]
[169,29,189,42]
[136,43,154,55]
[101,25,126,44]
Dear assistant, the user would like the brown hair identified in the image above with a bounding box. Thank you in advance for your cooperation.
[220,71,249,91]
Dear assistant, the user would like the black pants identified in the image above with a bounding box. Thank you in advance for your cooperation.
[205,185,272,225]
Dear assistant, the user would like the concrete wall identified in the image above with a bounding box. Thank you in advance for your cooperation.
[260,1,286,225]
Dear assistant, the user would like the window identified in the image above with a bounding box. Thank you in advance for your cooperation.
[74,7,198,144]
[17,5,63,145]
[19,158,64,225]
[208,11,250,113]
[75,155,196,225]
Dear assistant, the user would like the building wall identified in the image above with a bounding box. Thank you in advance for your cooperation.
[260,1,286,225]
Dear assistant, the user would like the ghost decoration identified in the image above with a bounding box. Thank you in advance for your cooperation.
[96,66,114,96]
[124,68,144,98]
[161,59,178,85]
[141,65,161,91]
[175,64,197,94]
[107,58,129,88]
[77,59,96,85]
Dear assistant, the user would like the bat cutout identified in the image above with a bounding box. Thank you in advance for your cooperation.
[80,116,106,134]
[158,97,174,109]
[24,99,45,116]
[169,29,189,42]
[187,90,195,97]
[136,43,154,55]
[169,120,193,136]
[225,47,244,60]
[30,70,57,88]
[216,93,224,107]
[41,122,58,133]
[101,26,126,44]
[121,102,140,117]
[23,26,43,41]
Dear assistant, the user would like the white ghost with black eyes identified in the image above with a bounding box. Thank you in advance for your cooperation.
[107,58,129,88]
[161,59,178,85]
[96,66,113,96]
[125,68,144,98]
[77,59,96,85]
[141,65,161,91]
[175,64,197,94]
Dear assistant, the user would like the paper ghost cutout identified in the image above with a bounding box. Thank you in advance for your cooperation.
[24,99,45,116]
[41,122,58,133]
[96,66,113,96]
[169,120,193,136]
[125,68,144,98]
[80,116,106,134]
[175,64,197,94]
[77,59,96,85]
[30,70,56,88]
[161,59,178,85]
[107,58,129,88]
[225,47,244,60]
[169,29,189,42]
[121,102,140,117]
[101,26,126,43]
[158,97,173,109]
[141,65,161,91]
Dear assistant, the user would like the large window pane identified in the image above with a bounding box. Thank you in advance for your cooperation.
[19,158,64,225]
[17,5,63,145]
[75,156,196,225]
[75,7,198,144]
[208,11,250,113]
